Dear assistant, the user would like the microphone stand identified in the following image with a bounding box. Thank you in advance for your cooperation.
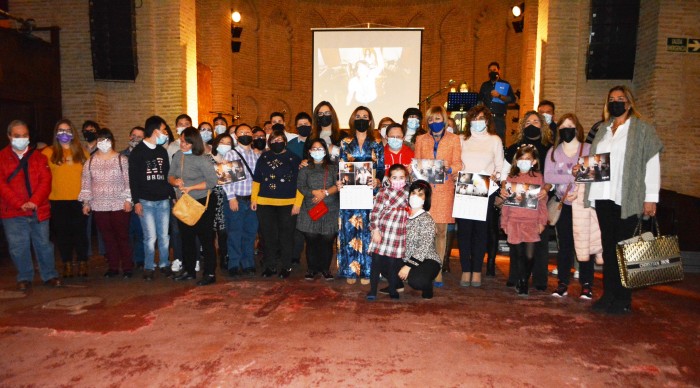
[418,82,453,111]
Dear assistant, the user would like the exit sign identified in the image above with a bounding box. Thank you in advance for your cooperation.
[667,38,687,52]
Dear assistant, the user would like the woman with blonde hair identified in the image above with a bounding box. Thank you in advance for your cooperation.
[43,119,90,277]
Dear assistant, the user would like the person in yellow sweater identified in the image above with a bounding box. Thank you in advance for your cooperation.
[42,119,89,277]
[251,130,303,279]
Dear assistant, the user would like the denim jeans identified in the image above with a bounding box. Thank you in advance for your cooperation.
[129,211,144,265]
[224,198,258,270]
[3,215,59,282]
[138,199,171,270]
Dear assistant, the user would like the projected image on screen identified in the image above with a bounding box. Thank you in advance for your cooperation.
[313,29,422,127]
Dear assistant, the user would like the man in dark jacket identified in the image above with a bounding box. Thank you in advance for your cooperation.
[0,120,61,291]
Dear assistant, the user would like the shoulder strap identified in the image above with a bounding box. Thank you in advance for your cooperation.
[233,148,254,176]
[6,148,36,197]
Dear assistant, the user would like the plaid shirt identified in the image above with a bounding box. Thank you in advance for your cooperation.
[222,145,259,199]
[369,186,409,258]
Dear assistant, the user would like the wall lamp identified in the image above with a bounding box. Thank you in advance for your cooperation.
[511,3,524,33]
[231,11,242,52]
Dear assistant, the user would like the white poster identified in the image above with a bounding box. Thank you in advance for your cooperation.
[339,161,374,210]
[452,172,491,221]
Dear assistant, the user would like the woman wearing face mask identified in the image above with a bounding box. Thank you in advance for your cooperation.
[296,138,339,280]
[402,107,424,146]
[78,129,133,278]
[384,123,414,172]
[503,111,554,291]
[210,133,234,270]
[213,116,228,138]
[251,130,303,279]
[168,127,218,286]
[43,119,90,278]
[456,106,504,287]
[398,180,442,299]
[544,114,597,299]
[580,85,662,315]
[287,112,312,159]
[311,101,347,162]
[414,105,463,287]
[336,106,385,285]
[198,122,214,151]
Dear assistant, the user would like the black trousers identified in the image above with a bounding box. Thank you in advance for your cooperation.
[50,200,88,263]
[595,200,638,305]
[179,196,216,277]
[407,260,441,293]
[507,226,550,287]
[456,218,487,273]
[555,204,595,286]
[257,204,295,271]
[303,232,336,273]
[369,253,403,296]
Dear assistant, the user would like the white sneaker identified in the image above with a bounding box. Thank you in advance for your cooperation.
[550,268,558,276]
[171,259,182,272]
[573,270,579,279]
[195,261,200,272]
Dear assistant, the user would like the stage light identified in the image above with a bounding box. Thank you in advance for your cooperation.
[512,3,524,18]
[231,11,241,23]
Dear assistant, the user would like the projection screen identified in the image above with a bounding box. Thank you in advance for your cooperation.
[312,28,423,128]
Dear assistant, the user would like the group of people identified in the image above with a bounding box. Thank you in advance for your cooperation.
[1,62,661,314]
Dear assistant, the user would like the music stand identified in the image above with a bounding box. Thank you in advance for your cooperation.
[447,92,479,133]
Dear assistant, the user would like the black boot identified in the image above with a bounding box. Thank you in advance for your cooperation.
[486,256,496,277]
[517,279,529,296]
[443,230,455,273]
[486,207,500,277]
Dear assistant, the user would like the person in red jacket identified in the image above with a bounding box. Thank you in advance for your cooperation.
[0,120,61,291]
[383,123,414,172]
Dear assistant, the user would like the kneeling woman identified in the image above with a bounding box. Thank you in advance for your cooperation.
[398,180,442,299]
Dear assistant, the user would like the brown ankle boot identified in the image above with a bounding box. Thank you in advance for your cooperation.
[63,262,73,278]
[78,261,88,277]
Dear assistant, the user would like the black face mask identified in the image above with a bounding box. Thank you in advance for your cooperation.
[608,101,627,118]
[559,127,577,143]
[354,119,369,133]
[297,125,312,137]
[318,115,332,127]
[252,138,267,150]
[269,142,285,154]
[83,130,97,142]
[489,71,499,82]
[237,135,252,146]
[272,123,285,132]
[524,124,541,139]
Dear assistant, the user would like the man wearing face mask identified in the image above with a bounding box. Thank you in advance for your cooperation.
[402,107,424,145]
[538,100,557,138]
[251,127,268,154]
[128,116,173,280]
[0,120,62,291]
[287,112,312,159]
[121,126,145,158]
[269,111,298,143]
[167,114,192,164]
[478,62,516,142]
[81,120,101,155]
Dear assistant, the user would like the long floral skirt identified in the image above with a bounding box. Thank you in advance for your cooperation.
[337,209,371,279]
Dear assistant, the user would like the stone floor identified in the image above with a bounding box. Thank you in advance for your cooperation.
[0,253,698,387]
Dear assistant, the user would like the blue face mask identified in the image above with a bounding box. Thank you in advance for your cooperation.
[310,150,326,162]
[407,118,420,130]
[156,133,168,145]
[11,138,30,151]
[216,145,231,155]
[429,122,445,133]
[200,130,212,143]
[183,150,193,155]
[387,137,403,151]
[517,160,532,173]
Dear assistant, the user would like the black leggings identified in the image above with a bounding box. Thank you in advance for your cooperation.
[50,200,88,263]
[407,260,441,296]
[369,254,403,296]
[512,242,535,282]
[303,232,336,273]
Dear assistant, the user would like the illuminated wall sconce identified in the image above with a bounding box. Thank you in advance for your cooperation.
[512,3,524,33]
[231,11,242,52]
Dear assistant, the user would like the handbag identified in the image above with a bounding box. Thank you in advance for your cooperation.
[172,155,211,226]
[616,217,684,289]
[308,167,329,221]
[547,143,584,226]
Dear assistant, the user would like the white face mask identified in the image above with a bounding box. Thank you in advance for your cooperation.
[446,126,454,134]
[517,160,533,173]
[176,126,186,135]
[542,113,553,125]
[380,126,388,138]
[11,138,30,151]
[214,125,226,135]
[97,139,112,153]
[409,194,424,209]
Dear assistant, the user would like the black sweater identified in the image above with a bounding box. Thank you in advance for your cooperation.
[128,141,172,204]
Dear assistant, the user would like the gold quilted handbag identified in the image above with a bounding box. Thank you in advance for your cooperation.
[616,217,683,289]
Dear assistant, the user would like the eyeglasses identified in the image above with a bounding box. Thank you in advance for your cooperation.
[310,147,325,152]
[317,112,332,117]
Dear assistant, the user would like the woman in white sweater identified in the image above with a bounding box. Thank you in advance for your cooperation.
[456,106,504,287]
